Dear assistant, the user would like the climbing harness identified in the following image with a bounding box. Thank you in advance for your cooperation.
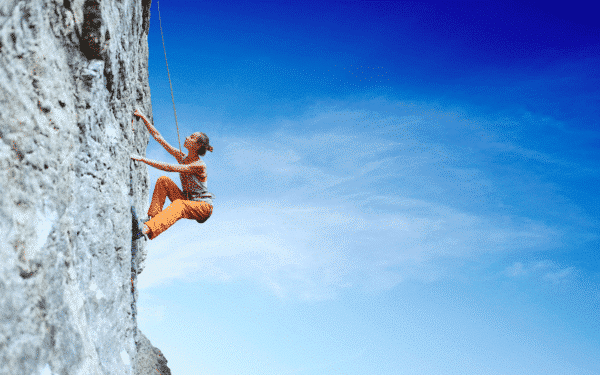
[157,0,182,154]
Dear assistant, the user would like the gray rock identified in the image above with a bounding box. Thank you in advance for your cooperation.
[135,331,172,375]
[0,1,170,374]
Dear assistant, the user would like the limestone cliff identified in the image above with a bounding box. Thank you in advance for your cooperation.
[0,1,170,374]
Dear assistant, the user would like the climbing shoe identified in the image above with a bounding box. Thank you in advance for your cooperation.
[131,206,149,241]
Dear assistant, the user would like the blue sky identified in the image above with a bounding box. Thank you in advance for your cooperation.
[136,1,600,374]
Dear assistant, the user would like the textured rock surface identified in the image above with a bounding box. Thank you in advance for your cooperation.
[135,331,172,375]
[0,1,170,374]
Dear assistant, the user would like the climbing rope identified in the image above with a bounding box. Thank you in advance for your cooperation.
[157,1,182,154]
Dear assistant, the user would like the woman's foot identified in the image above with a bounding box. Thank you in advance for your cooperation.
[132,207,151,241]
[133,223,148,241]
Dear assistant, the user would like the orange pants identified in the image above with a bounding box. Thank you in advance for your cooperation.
[145,176,213,240]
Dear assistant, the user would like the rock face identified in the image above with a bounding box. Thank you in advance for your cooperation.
[135,331,172,375]
[0,1,170,374]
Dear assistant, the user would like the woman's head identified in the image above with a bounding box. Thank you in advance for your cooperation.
[184,132,213,157]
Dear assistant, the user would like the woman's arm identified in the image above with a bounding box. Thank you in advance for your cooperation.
[134,110,185,163]
[131,155,205,174]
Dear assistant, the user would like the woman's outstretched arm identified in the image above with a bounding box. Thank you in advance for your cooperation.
[131,155,205,174]
[134,110,185,163]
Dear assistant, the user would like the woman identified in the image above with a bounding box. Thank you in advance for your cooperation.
[130,109,214,240]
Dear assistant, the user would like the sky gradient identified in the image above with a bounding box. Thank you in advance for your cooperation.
[136,1,600,374]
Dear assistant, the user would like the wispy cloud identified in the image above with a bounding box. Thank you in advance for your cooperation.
[544,266,576,284]
[506,261,527,277]
[137,294,167,325]
[138,99,592,300]
[505,260,577,285]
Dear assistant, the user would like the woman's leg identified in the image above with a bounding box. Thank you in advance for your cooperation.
[147,176,186,218]
[145,200,213,240]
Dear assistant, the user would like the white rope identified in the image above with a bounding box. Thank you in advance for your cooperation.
[157,1,182,153]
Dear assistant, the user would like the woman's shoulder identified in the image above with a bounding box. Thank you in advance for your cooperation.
[191,159,206,167]
[186,158,206,174]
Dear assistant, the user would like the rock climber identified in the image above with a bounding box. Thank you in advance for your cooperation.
[130,109,214,240]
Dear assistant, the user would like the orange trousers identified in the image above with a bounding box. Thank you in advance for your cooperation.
[145,176,213,240]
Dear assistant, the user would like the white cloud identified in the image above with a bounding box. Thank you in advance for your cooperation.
[506,262,527,277]
[138,100,586,300]
[505,260,577,285]
[544,266,576,284]
[137,301,167,325]
[139,194,561,299]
